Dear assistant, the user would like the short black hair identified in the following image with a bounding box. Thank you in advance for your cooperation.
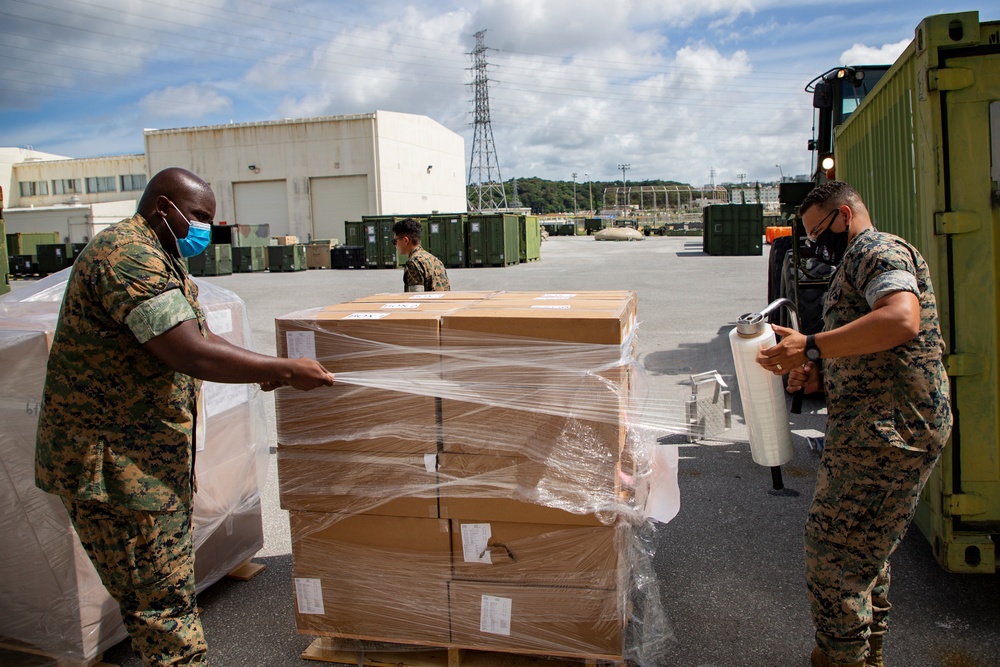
[392,217,422,240]
[800,181,863,216]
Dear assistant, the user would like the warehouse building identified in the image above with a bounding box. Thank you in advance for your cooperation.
[4,110,467,243]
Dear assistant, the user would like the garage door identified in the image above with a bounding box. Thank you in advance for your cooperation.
[234,180,289,237]
[310,175,369,243]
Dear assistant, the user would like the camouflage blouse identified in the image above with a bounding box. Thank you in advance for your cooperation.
[821,228,952,453]
[35,214,206,511]
[403,246,451,292]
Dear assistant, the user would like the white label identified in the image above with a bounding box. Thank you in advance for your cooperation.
[343,312,389,320]
[206,309,233,334]
[381,303,420,309]
[423,453,437,474]
[479,595,512,636]
[461,523,493,564]
[286,331,316,359]
[530,305,571,310]
[535,294,577,300]
[204,381,249,417]
[294,578,325,615]
[471,222,481,232]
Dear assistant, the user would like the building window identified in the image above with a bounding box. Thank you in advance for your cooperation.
[120,173,147,192]
[52,179,80,195]
[86,176,117,193]
[18,180,49,196]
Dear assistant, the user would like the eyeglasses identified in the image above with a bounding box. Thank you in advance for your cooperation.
[806,208,839,243]
[392,236,403,245]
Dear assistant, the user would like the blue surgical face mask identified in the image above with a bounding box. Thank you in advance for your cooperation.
[163,200,212,257]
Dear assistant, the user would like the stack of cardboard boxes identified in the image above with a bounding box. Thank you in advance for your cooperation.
[0,276,269,664]
[276,291,641,660]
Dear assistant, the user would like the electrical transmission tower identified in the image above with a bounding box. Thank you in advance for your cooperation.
[467,30,507,212]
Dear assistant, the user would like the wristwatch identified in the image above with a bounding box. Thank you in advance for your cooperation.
[805,335,821,361]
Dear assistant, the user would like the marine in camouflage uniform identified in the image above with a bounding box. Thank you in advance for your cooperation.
[403,245,451,292]
[760,182,951,667]
[35,168,335,666]
[35,212,210,665]
[392,217,450,292]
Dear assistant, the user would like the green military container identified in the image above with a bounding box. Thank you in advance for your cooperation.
[267,244,308,272]
[211,223,271,247]
[584,217,607,235]
[539,220,559,237]
[702,204,763,256]
[466,213,519,267]
[518,215,541,263]
[425,213,467,268]
[6,231,61,258]
[187,244,233,276]
[0,188,8,296]
[360,216,405,269]
[35,243,71,275]
[557,220,577,236]
[232,246,267,273]
[344,221,364,248]
[832,11,1000,572]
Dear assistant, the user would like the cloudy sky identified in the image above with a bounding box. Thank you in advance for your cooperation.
[0,0,980,186]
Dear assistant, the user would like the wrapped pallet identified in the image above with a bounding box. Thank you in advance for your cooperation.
[0,270,269,664]
[275,291,673,664]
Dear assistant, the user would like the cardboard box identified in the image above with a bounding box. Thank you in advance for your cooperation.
[278,449,438,517]
[439,298,634,457]
[438,453,621,527]
[275,304,450,454]
[273,235,299,245]
[306,244,333,269]
[450,520,622,589]
[290,513,451,645]
[448,581,625,659]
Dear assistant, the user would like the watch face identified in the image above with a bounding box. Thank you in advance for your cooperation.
[807,348,820,361]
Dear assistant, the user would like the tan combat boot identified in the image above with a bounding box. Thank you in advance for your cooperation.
[865,635,884,667]
[811,646,865,667]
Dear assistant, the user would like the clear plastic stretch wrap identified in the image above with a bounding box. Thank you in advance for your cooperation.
[275,291,677,664]
[0,269,270,663]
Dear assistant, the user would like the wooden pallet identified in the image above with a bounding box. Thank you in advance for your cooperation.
[0,638,117,667]
[224,559,266,581]
[301,637,624,667]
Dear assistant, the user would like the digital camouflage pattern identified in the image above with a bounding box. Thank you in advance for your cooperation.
[63,499,206,665]
[35,213,207,511]
[807,228,951,664]
[403,246,450,292]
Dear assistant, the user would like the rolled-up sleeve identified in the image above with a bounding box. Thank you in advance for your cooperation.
[125,289,197,344]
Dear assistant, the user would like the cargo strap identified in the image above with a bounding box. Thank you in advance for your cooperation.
[945,353,985,377]
[934,211,980,235]
[945,493,989,517]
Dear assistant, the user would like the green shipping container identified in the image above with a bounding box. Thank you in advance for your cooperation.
[833,11,1000,572]
[360,216,405,269]
[187,244,233,276]
[35,243,71,275]
[466,213,519,267]
[211,223,271,247]
[232,246,267,273]
[702,204,763,256]
[518,215,541,263]
[267,244,307,272]
[6,231,61,258]
[425,214,467,268]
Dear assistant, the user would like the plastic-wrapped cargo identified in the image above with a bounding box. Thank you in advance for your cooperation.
[274,291,676,665]
[0,269,270,664]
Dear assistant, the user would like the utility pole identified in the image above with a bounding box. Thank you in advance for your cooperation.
[467,30,507,212]
[775,164,784,182]
[571,172,578,214]
[618,164,630,209]
[585,173,593,213]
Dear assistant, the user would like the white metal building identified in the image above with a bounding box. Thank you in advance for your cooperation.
[4,110,467,244]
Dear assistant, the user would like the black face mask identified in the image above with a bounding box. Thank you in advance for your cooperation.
[808,209,849,265]
[813,225,849,265]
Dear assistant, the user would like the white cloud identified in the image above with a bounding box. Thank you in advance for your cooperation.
[139,84,232,119]
[839,38,911,66]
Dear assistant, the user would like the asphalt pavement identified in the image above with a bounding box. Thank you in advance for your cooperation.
[19,235,997,667]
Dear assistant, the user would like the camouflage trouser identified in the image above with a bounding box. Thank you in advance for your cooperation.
[63,499,207,666]
[804,445,941,664]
